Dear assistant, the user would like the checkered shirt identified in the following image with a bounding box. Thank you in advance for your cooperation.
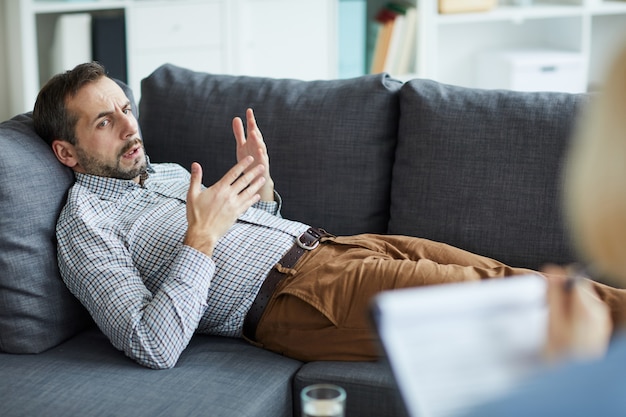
[56,162,309,369]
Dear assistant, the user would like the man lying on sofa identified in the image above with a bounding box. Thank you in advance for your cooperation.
[32,62,625,370]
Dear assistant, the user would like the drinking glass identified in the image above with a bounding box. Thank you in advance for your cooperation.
[301,384,346,417]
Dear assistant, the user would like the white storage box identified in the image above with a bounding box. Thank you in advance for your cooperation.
[475,49,587,93]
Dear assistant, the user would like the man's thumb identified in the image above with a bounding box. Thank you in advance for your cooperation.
[188,162,203,198]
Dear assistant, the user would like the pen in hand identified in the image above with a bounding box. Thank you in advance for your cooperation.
[564,264,591,292]
[544,262,612,362]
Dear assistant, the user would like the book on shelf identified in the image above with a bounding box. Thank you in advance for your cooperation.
[92,13,128,83]
[369,2,417,76]
[49,11,128,84]
[394,6,417,76]
[50,13,92,79]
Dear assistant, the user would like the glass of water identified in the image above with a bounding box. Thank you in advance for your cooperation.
[301,384,346,417]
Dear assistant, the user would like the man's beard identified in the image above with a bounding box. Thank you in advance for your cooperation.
[74,138,147,180]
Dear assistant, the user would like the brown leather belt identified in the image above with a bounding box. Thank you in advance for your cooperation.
[243,227,332,342]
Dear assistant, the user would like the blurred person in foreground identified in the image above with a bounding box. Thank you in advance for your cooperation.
[463,43,626,416]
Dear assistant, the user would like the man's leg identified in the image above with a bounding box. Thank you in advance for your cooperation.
[254,234,535,361]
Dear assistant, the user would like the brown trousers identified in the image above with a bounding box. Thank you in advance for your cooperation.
[252,234,530,361]
[252,234,626,362]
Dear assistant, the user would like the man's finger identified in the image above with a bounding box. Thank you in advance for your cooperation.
[187,162,203,200]
[227,155,256,182]
[240,177,265,204]
[232,164,265,193]
[246,108,258,131]
[233,116,246,147]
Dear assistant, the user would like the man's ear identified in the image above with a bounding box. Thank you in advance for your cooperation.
[51,140,78,169]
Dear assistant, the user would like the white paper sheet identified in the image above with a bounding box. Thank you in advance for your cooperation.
[372,274,547,417]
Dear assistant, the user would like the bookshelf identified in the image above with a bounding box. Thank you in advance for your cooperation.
[1,0,339,120]
[368,0,626,91]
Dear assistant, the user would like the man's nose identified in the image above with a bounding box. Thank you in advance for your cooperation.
[121,112,139,139]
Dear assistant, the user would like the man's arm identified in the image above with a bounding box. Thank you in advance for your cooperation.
[58,218,214,370]
[59,158,267,369]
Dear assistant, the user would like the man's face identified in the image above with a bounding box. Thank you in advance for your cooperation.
[65,77,146,181]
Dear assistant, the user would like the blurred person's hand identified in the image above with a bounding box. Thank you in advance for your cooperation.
[542,264,612,363]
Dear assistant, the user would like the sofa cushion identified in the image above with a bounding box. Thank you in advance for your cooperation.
[0,80,138,353]
[0,328,302,417]
[389,80,586,270]
[139,64,402,235]
[0,113,89,353]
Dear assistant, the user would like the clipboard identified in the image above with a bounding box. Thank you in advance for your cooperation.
[371,274,548,417]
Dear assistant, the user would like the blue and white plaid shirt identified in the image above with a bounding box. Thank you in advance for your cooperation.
[57,162,309,369]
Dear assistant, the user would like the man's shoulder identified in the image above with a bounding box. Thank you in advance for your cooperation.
[60,181,112,227]
[65,180,102,206]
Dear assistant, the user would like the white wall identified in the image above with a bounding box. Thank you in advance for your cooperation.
[0,0,10,121]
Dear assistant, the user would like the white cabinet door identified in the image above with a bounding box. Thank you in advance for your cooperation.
[237,0,338,80]
[127,0,228,98]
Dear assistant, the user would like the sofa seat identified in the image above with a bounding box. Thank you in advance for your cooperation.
[0,328,301,417]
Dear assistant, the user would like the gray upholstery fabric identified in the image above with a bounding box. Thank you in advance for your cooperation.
[0,113,88,353]
[389,80,587,270]
[0,80,138,353]
[139,64,402,235]
[294,361,408,417]
[0,328,301,417]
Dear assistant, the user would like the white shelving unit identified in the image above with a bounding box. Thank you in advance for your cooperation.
[1,0,338,119]
[125,0,232,97]
[380,0,626,90]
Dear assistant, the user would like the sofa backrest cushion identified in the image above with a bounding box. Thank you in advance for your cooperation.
[139,64,402,235]
[0,113,90,353]
[0,80,136,353]
[389,80,586,270]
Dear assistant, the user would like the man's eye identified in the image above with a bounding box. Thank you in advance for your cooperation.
[123,108,131,115]
[98,120,110,128]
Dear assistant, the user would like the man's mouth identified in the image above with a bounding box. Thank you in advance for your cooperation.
[123,146,141,158]
[121,140,143,159]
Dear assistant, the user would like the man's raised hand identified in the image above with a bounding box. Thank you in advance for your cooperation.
[184,158,266,256]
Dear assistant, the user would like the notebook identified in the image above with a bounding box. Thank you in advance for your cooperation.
[371,274,548,417]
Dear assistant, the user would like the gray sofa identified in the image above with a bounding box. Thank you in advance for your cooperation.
[0,64,586,417]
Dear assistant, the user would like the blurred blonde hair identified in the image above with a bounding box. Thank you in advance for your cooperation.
[565,43,626,283]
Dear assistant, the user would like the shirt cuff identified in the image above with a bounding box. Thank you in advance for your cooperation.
[174,245,216,298]
[253,190,283,216]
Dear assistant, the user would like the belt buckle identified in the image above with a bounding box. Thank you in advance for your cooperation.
[296,228,321,250]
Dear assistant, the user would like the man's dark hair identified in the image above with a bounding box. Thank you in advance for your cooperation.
[33,62,107,146]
